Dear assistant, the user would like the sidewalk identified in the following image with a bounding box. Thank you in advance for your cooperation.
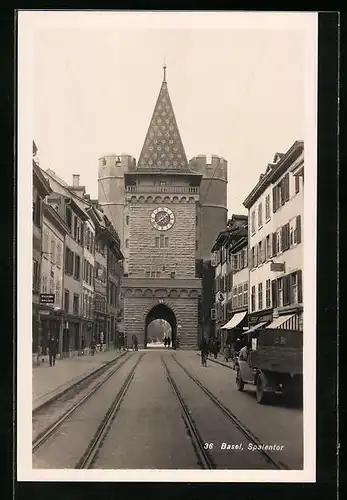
[207,352,237,370]
[32,349,126,411]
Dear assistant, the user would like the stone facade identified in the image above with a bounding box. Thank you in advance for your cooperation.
[128,200,197,279]
[123,292,199,349]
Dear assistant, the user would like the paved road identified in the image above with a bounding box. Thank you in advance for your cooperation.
[33,349,303,470]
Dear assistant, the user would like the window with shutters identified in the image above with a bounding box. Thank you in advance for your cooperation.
[254,244,258,267]
[64,290,69,313]
[243,283,248,306]
[291,273,298,303]
[232,255,238,272]
[258,241,263,265]
[258,282,263,310]
[258,203,263,229]
[273,186,278,213]
[65,248,74,275]
[146,271,150,278]
[298,269,303,303]
[276,228,282,254]
[232,287,238,309]
[281,223,290,252]
[74,254,81,280]
[295,174,300,194]
[73,294,79,315]
[272,280,278,308]
[240,249,245,269]
[126,215,129,225]
[258,203,263,228]
[265,194,271,221]
[265,279,271,308]
[251,210,256,234]
[283,275,291,305]
[251,286,256,312]
[251,247,255,269]
[265,234,271,261]
[66,207,72,232]
[278,278,283,307]
[238,285,243,308]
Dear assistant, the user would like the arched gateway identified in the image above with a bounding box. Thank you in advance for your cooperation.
[145,303,177,348]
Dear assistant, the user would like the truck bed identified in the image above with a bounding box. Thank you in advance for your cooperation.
[250,345,303,375]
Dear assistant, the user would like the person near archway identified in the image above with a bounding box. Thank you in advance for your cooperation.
[200,337,209,366]
[167,336,171,348]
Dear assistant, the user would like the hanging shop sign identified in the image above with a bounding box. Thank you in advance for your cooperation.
[40,293,55,305]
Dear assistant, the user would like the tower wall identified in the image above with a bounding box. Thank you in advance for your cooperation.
[98,154,136,274]
[190,155,228,261]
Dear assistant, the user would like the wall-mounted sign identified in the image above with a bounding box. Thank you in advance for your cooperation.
[270,262,285,272]
[40,293,55,304]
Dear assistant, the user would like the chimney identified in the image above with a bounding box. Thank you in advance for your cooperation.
[72,174,80,187]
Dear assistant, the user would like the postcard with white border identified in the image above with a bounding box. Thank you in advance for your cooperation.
[18,10,317,482]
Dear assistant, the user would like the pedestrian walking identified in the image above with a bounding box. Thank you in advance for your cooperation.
[48,334,58,367]
[200,338,209,367]
[167,337,171,348]
[224,344,231,362]
[90,337,96,356]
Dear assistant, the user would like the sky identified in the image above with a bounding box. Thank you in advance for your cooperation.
[30,12,315,215]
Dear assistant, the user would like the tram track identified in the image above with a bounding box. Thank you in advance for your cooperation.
[172,354,288,470]
[33,352,135,453]
[161,356,215,469]
[33,351,129,415]
[75,353,144,469]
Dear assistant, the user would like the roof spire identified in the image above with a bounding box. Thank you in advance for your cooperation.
[163,63,167,83]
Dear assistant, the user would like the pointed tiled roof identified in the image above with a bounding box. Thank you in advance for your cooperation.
[138,73,188,170]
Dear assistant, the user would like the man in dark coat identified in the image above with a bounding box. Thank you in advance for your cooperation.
[48,335,58,367]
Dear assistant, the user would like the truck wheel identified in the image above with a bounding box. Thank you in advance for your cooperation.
[236,369,244,391]
[256,374,270,404]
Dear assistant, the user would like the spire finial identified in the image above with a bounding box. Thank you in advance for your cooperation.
[163,62,167,83]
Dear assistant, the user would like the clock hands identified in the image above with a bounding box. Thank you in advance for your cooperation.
[157,213,170,225]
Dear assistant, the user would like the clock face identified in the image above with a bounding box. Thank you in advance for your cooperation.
[151,207,175,231]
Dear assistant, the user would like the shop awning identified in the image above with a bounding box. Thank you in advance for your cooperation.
[221,311,247,330]
[242,322,267,335]
[266,314,295,329]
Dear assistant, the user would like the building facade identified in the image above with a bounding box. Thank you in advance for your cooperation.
[243,140,304,331]
[32,143,52,361]
[40,202,69,354]
[97,70,227,348]
[212,215,248,349]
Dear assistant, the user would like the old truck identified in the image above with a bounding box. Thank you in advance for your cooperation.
[235,327,303,404]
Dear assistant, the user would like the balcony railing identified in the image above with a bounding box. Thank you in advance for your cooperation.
[126,186,199,194]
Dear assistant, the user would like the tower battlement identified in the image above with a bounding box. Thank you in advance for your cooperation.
[189,154,228,182]
[98,154,136,178]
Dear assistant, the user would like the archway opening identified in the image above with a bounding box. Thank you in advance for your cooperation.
[145,303,177,349]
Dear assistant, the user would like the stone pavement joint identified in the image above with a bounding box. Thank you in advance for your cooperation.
[32,350,128,411]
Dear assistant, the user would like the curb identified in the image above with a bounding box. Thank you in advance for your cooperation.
[196,352,236,371]
[32,351,129,413]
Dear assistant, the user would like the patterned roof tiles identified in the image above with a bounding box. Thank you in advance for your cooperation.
[138,80,188,170]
